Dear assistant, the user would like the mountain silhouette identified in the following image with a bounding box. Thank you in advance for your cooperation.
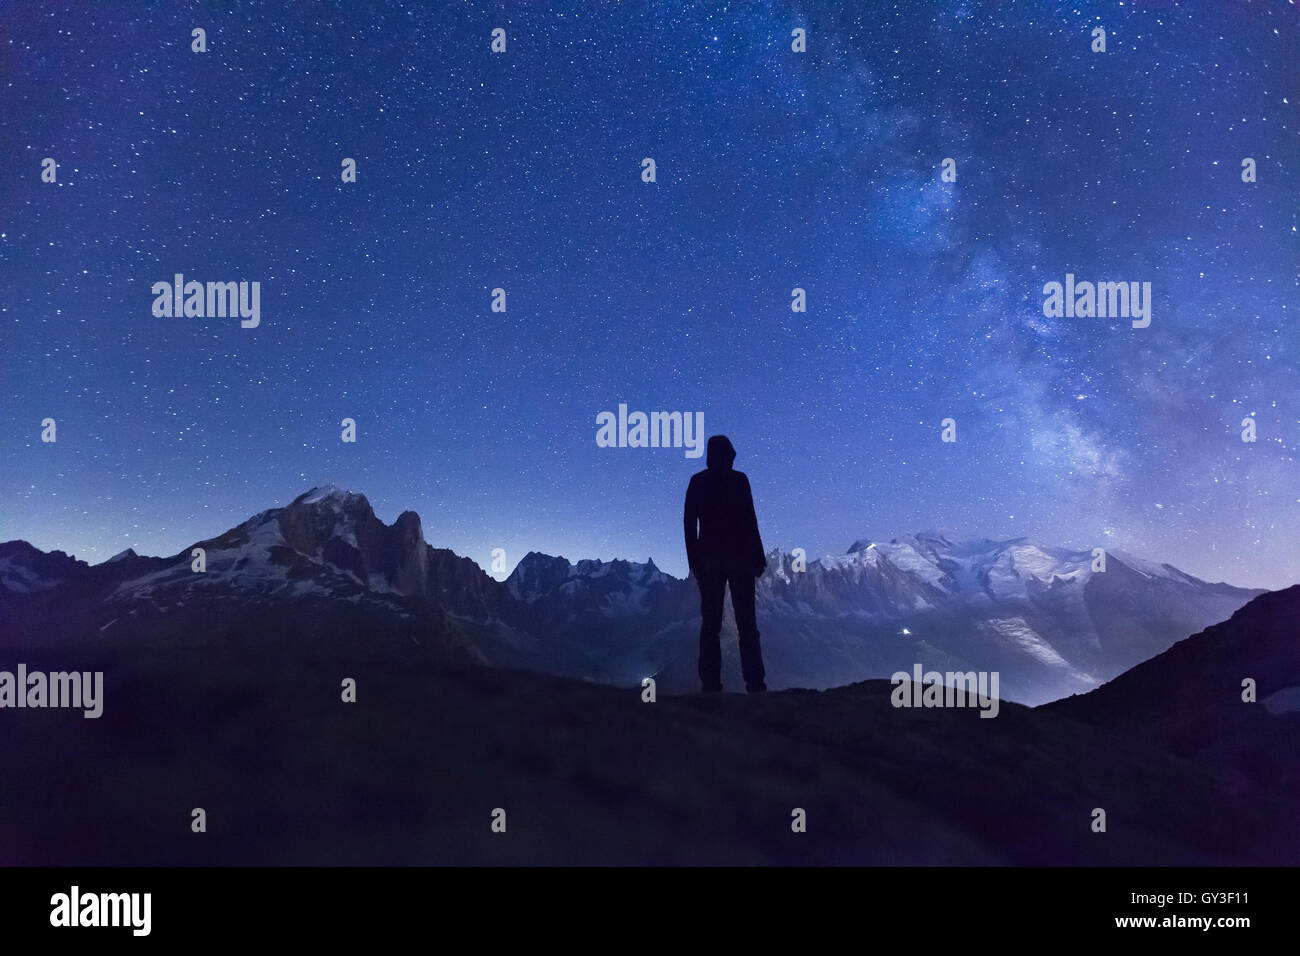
[0,485,1264,706]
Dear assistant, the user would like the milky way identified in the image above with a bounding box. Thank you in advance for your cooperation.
[2,1,1296,587]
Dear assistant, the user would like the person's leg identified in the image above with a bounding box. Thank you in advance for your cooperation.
[729,570,766,691]
[697,572,726,691]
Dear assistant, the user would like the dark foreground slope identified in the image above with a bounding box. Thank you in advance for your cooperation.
[1048,583,1300,801]
[2,588,1297,865]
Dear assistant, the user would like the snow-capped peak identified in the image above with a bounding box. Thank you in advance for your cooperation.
[1108,549,1201,585]
[297,484,366,507]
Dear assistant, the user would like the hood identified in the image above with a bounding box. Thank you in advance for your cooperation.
[706,435,736,470]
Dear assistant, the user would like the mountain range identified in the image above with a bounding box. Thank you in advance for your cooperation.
[0,485,1265,705]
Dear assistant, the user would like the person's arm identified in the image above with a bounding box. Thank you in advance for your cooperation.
[743,475,766,575]
[683,476,700,576]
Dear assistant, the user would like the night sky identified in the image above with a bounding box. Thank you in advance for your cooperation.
[3,1,1296,588]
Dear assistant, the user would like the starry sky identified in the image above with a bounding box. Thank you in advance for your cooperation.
[2,1,1297,588]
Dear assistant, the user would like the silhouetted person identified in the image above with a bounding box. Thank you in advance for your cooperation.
[684,435,767,693]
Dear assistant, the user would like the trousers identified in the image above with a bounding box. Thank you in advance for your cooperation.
[696,569,765,688]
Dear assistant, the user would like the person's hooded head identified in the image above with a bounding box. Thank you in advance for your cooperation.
[706,434,737,470]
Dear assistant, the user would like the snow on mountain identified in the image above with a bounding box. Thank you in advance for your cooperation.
[507,552,579,603]
[0,541,86,595]
[744,533,1263,703]
[92,486,445,608]
[507,554,678,623]
[0,489,1268,705]
[763,533,1218,617]
[298,484,364,506]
